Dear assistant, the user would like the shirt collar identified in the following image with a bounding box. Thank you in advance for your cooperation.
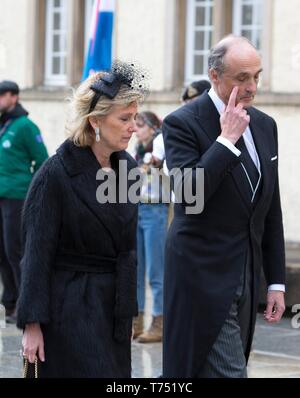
[208,87,226,115]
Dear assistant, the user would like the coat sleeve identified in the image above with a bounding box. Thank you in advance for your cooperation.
[162,112,241,206]
[17,157,62,329]
[261,120,286,285]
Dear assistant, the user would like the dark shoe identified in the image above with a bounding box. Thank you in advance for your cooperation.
[136,315,163,343]
[5,307,15,317]
[133,312,144,339]
[6,309,17,324]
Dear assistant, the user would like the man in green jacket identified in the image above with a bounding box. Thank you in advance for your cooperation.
[0,81,48,323]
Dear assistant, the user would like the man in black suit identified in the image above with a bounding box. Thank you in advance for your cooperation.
[162,35,286,378]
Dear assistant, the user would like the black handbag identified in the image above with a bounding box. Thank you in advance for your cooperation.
[23,358,39,378]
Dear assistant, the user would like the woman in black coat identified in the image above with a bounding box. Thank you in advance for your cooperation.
[17,61,147,378]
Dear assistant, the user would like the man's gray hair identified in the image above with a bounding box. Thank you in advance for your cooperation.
[208,43,228,76]
[208,35,256,76]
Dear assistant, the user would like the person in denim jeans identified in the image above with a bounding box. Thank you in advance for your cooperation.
[133,111,169,343]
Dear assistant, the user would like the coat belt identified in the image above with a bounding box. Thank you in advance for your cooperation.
[54,250,138,342]
[54,252,116,273]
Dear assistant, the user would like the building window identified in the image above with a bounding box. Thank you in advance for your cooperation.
[233,0,263,50]
[185,0,214,84]
[45,0,68,86]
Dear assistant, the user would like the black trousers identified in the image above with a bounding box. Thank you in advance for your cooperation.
[0,198,24,311]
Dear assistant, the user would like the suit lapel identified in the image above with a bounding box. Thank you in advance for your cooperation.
[230,163,254,212]
[194,94,221,143]
[247,108,270,211]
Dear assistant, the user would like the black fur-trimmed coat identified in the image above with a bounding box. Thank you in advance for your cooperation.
[17,139,138,378]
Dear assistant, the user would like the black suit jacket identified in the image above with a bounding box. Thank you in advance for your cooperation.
[162,92,285,378]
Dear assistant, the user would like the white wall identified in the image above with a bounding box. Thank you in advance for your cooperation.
[115,0,176,92]
[0,0,30,87]
[271,0,300,92]
[258,104,300,242]
[21,99,68,155]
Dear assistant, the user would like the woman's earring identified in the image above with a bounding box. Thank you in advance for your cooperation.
[95,127,101,142]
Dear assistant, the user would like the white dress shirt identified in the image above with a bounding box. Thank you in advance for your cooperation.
[152,133,175,203]
[208,88,285,293]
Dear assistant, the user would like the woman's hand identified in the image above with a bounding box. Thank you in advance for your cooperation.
[22,323,45,363]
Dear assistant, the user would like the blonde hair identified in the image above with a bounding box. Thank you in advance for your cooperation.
[65,71,146,147]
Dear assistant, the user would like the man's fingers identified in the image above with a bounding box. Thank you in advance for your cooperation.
[272,312,283,322]
[227,86,239,110]
[265,292,285,323]
[271,304,285,322]
[265,308,284,323]
[235,102,244,111]
[264,301,285,323]
[264,299,274,320]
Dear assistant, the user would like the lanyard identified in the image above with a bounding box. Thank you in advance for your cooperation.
[0,120,12,140]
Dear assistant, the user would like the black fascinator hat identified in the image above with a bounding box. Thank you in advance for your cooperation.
[89,60,149,113]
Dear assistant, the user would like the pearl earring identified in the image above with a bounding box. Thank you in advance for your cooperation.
[95,127,101,142]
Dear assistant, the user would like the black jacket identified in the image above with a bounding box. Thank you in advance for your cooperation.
[162,92,285,378]
[17,139,138,378]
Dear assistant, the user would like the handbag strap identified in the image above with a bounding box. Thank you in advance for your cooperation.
[23,358,38,378]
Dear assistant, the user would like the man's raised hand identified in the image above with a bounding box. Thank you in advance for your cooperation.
[220,86,250,145]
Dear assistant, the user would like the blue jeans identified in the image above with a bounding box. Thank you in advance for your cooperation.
[137,203,168,316]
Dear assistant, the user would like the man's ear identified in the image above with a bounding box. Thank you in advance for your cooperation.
[13,94,19,105]
[209,69,218,85]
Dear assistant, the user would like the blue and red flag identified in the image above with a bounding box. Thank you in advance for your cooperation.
[82,0,115,79]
